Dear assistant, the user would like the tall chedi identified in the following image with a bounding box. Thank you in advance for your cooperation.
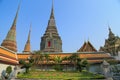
[1,4,20,52]
[100,26,120,56]
[40,1,62,52]
[23,25,31,53]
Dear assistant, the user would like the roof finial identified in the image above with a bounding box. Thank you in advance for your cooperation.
[87,37,89,42]
[84,38,86,43]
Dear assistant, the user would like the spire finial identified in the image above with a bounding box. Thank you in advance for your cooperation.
[50,0,54,19]
[52,0,54,7]
[27,23,31,43]
[12,1,21,27]
[108,24,110,30]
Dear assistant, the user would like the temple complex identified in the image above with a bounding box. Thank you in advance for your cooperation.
[100,27,120,56]
[0,1,117,76]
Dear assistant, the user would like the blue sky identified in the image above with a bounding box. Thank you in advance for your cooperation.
[0,0,120,52]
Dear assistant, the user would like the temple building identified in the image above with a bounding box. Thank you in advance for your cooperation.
[40,3,62,52]
[100,27,120,56]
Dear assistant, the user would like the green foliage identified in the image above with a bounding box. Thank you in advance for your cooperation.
[76,58,89,72]
[53,56,63,71]
[44,53,50,62]
[32,50,44,70]
[76,58,82,72]
[6,66,12,75]
[54,56,63,64]
[19,60,25,64]
[68,53,79,63]
[6,66,12,78]
[44,53,50,71]
[19,57,34,73]
[53,65,63,71]
[17,70,105,79]
[81,59,88,68]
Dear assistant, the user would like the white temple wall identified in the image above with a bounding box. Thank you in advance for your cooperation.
[0,63,15,78]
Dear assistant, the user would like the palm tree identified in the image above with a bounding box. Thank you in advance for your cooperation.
[81,58,89,71]
[68,53,79,71]
[53,56,63,71]
[63,56,69,71]
[76,58,89,72]
[44,53,50,71]
[54,56,63,64]
[32,50,44,71]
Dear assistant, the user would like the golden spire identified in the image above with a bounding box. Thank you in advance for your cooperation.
[23,24,31,53]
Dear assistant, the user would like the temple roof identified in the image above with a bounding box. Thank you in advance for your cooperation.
[0,46,18,65]
[17,54,31,60]
[77,41,97,52]
[17,52,113,64]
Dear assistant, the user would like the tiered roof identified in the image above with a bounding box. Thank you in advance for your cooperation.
[0,46,18,65]
[77,41,97,52]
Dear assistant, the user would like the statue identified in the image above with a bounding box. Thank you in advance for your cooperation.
[1,66,18,80]
[1,70,6,80]
[101,60,113,80]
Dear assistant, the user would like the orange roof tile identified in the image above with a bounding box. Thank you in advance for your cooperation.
[0,46,18,65]
[17,52,113,64]
[79,53,111,59]
[17,54,31,60]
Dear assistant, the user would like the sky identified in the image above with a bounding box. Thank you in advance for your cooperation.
[0,0,120,53]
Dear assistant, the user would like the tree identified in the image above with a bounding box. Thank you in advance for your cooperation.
[19,57,34,73]
[32,50,44,71]
[76,58,89,72]
[6,66,12,78]
[44,53,50,71]
[81,58,89,70]
[68,53,79,71]
[53,56,63,71]
[76,58,82,72]
[63,56,69,71]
